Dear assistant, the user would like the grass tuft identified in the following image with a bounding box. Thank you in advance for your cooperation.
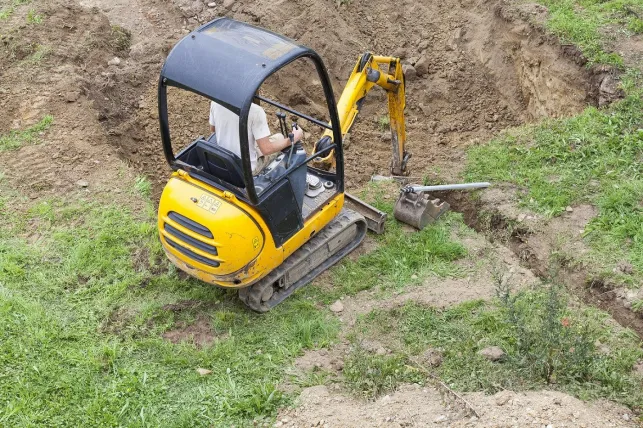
[0,115,53,151]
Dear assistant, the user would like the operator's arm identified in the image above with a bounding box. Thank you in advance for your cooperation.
[256,129,303,156]
[252,106,303,156]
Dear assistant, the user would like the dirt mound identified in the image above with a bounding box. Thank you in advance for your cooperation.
[76,0,612,191]
[277,384,637,427]
[0,1,145,202]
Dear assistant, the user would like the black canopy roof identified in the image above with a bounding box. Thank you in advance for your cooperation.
[160,18,310,114]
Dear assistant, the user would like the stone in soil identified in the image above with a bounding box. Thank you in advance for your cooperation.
[478,346,505,361]
[329,300,344,313]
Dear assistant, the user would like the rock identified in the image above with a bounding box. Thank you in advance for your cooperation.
[375,347,387,356]
[207,1,216,6]
[420,347,443,367]
[414,56,429,76]
[517,213,527,222]
[565,206,574,212]
[196,368,212,375]
[617,261,634,275]
[392,47,407,59]
[402,63,417,81]
[434,415,448,423]
[599,74,624,107]
[223,0,234,9]
[622,414,631,421]
[381,132,392,141]
[478,346,505,362]
[329,300,344,313]
[76,179,89,188]
[64,91,80,103]
[108,57,121,66]
[411,274,418,280]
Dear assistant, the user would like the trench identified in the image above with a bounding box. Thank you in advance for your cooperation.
[443,191,643,339]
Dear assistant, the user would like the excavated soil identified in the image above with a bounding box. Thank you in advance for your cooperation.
[75,0,614,191]
[1,0,639,425]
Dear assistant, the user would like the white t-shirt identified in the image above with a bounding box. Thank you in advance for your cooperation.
[209,102,271,172]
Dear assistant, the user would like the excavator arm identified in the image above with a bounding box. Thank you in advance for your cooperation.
[313,53,411,176]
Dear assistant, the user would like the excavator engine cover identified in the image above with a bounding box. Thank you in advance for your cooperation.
[394,188,450,230]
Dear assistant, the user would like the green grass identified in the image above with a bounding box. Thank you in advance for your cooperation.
[351,288,643,408]
[343,352,423,398]
[0,190,340,426]
[25,8,41,24]
[0,115,53,151]
[0,0,32,20]
[326,185,467,299]
[466,86,643,280]
[535,0,643,66]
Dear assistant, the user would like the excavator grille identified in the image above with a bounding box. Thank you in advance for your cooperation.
[167,211,213,238]
[163,211,220,268]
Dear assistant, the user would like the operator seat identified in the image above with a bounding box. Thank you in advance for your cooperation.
[195,138,246,188]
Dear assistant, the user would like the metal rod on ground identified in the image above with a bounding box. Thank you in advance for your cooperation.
[404,182,491,193]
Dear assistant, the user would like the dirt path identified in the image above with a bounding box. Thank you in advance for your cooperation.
[278,384,637,427]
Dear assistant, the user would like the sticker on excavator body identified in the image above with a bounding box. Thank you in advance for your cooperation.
[197,194,222,214]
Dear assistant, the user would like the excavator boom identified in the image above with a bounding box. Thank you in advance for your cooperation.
[314,53,410,175]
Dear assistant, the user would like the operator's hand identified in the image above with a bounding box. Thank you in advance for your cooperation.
[292,127,304,143]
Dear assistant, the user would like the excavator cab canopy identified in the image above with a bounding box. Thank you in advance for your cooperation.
[158,17,344,205]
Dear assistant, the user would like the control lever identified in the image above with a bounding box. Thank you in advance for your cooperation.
[276,111,287,136]
[286,122,299,168]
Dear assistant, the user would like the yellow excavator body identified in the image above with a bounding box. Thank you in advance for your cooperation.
[156,18,409,311]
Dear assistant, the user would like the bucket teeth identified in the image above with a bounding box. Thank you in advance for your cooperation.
[393,190,451,230]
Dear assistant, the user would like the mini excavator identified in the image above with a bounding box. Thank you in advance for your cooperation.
[157,18,441,311]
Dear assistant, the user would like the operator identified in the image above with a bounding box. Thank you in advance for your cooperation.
[209,100,304,175]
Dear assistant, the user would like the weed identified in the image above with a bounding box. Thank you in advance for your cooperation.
[110,25,132,52]
[133,175,152,198]
[377,115,390,131]
[343,351,423,398]
[0,115,53,151]
[25,8,41,24]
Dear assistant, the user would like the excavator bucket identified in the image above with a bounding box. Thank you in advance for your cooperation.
[393,188,450,230]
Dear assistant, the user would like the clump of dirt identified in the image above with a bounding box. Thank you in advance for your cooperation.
[162,315,218,347]
[277,384,638,427]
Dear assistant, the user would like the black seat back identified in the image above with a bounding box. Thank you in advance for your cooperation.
[195,139,246,188]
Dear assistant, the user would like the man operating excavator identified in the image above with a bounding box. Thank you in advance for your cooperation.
[209,98,304,175]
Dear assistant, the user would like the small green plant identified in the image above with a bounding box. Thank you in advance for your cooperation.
[0,115,53,151]
[496,282,595,384]
[352,286,643,408]
[25,43,50,63]
[343,351,422,398]
[26,8,41,24]
[110,25,131,52]
[0,0,32,20]
[378,115,390,131]
[133,175,152,198]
